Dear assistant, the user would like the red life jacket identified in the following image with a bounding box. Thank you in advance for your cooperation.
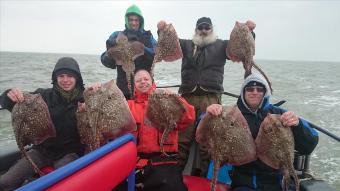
[128,84,195,155]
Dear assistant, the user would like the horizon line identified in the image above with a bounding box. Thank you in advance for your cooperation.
[1,50,339,64]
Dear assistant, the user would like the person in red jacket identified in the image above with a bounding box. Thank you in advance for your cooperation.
[88,69,195,191]
[128,69,195,191]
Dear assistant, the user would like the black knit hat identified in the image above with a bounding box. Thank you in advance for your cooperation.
[196,17,212,28]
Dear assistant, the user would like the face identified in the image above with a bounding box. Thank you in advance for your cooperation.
[134,70,152,93]
[244,86,265,110]
[196,24,212,37]
[57,73,76,91]
[128,15,140,30]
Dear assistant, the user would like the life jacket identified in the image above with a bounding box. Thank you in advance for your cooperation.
[127,84,195,167]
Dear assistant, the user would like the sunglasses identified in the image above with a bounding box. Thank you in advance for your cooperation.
[245,86,265,93]
[197,25,211,31]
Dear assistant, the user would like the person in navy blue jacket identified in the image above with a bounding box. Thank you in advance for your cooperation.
[204,73,319,191]
[100,4,157,99]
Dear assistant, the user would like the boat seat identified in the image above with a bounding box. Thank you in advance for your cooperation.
[183,175,231,191]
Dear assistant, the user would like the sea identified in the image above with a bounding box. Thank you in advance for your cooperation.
[0,51,339,189]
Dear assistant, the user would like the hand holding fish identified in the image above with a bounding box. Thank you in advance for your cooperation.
[77,102,86,112]
[159,88,175,95]
[157,20,167,33]
[86,82,102,92]
[245,20,256,31]
[206,104,223,117]
[7,88,24,103]
[152,20,183,65]
[281,111,300,127]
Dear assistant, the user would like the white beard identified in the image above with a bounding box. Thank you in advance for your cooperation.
[192,31,218,47]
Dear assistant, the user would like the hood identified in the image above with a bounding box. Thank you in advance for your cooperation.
[52,57,84,90]
[125,4,144,30]
[240,73,271,113]
[134,83,156,102]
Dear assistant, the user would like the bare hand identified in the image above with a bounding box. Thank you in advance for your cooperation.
[162,88,174,95]
[246,20,256,31]
[281,111,299,127]
[77,102,86,112]
[157,20,167,31]
[206,104,223,117]
[86,82,102,92]
[7,88,24,103]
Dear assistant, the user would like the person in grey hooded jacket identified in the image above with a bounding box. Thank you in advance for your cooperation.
[204,73,319,191]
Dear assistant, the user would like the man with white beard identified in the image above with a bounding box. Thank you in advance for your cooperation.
[177,17,256,177]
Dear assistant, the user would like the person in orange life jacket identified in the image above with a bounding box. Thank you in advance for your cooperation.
[177,16,256,177]
[87,69,195,191]
[100,4,157,99]
[129,69,195,191]
[202,73,318,191]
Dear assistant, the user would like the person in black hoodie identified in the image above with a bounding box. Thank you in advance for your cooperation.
[204,73,319,191]
[0,57,85,190]
[100,4,157,99]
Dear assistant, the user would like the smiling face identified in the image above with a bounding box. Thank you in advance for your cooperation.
[57,73,76,91]
[134,70,152,93]
[128,14,140,30]
[244,86,265,111]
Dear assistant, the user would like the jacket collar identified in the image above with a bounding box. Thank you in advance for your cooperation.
[237,96,270,115]
[133,83,156,103]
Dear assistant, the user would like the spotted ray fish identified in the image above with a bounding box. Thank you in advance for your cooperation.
[76,109,99,153]
[255,113,299,191]
[145,89,186,155]
[107,33,144,97]
[79,80,136,152]
[227,21,273,93]
[196,105,256,191]
[152,21,183,74]
[11,93,55,175]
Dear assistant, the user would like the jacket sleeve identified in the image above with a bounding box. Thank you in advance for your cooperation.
[223,40,230,60]
[271,105,319,155]
[100,31,120,69]
[176,97,195,131]
[0,89,15,111]
[291,118,319,155]
[0,88,46,112]
[144,33,157,56]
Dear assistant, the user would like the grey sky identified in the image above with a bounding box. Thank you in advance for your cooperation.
[1,0,339,62]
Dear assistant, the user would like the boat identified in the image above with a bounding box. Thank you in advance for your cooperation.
[0,133,336,191]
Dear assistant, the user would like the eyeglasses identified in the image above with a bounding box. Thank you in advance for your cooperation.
[197,25,211,31]
[245,86,265,93]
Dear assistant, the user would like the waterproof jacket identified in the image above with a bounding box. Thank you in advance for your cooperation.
[0,58,85,160]
[101,5,157,99]
[178,39,228,95]
[231,73,319,190]
[0,88,85,160]
[127,84,195,157]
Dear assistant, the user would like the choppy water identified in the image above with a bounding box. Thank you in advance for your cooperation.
[0,51,339,189]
